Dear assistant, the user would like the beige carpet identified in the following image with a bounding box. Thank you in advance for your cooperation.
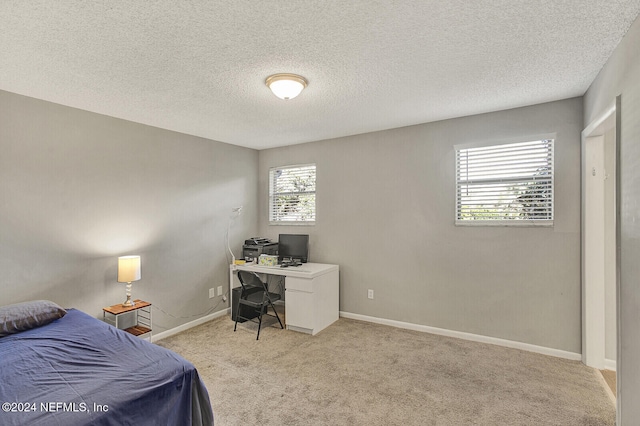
[157,315,615,425]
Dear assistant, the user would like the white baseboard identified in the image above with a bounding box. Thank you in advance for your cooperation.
[339,311,582,361]
[151,308,585,363]
[604,358,617,371]
[152,308,230,343]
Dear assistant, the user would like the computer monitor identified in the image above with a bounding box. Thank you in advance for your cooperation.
[278,234,309,263]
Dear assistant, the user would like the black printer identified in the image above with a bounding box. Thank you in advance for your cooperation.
[242,237,278,262]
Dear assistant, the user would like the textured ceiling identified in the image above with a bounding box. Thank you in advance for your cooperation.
[1,1,639,150]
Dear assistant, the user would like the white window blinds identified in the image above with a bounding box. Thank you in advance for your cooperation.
[269,164,316,223]
[456,139,554,225]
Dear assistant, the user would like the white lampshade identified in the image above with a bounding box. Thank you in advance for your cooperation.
[118,255,141,283]
[265,73,308,100]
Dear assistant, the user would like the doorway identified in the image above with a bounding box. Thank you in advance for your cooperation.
[581,100,618,381]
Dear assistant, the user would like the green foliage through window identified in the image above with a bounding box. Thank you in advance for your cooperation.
[269,164,316,223]
[456,139,554,224]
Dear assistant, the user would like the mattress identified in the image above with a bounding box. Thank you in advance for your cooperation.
[0,308,213,425]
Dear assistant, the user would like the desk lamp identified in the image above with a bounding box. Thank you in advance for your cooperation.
[117,255,141,307]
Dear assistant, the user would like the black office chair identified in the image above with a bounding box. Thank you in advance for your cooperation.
[234,271,284,340]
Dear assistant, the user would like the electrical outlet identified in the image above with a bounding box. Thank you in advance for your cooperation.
[209,288,215,299]
[217,286,223,296]
[368,289,374,299]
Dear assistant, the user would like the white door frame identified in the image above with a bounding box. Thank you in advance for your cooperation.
[581,100,617,370]
[582,134,606,368]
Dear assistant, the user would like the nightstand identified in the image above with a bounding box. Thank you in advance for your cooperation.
[103,299,152,341]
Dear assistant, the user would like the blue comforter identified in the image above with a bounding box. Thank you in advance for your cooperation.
[0,309,213,426]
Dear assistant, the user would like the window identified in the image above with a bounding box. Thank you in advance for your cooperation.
[455,138,554,225]
[269,164,316,224]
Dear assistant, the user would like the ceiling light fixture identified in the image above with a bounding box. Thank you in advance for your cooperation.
[265,73,308,100]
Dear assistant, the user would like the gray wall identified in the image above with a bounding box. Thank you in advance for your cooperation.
[0,90,258,332]
[584,12,640,425]
[258,97,583,354]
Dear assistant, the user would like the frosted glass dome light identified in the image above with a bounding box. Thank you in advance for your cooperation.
[265,73,308,100]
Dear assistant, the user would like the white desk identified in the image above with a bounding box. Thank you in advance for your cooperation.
[229,262,339,335]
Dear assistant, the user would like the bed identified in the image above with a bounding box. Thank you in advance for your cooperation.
[0,301,213,426]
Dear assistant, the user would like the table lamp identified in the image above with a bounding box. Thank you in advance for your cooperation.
[118,255,141,307]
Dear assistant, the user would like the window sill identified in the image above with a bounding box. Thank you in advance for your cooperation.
[455,220,553,227]
[269,221,316,226]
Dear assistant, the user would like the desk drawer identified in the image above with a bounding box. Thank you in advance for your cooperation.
[286,277,314,293]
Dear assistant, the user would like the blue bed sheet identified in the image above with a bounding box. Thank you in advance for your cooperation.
[0,309,213,426]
